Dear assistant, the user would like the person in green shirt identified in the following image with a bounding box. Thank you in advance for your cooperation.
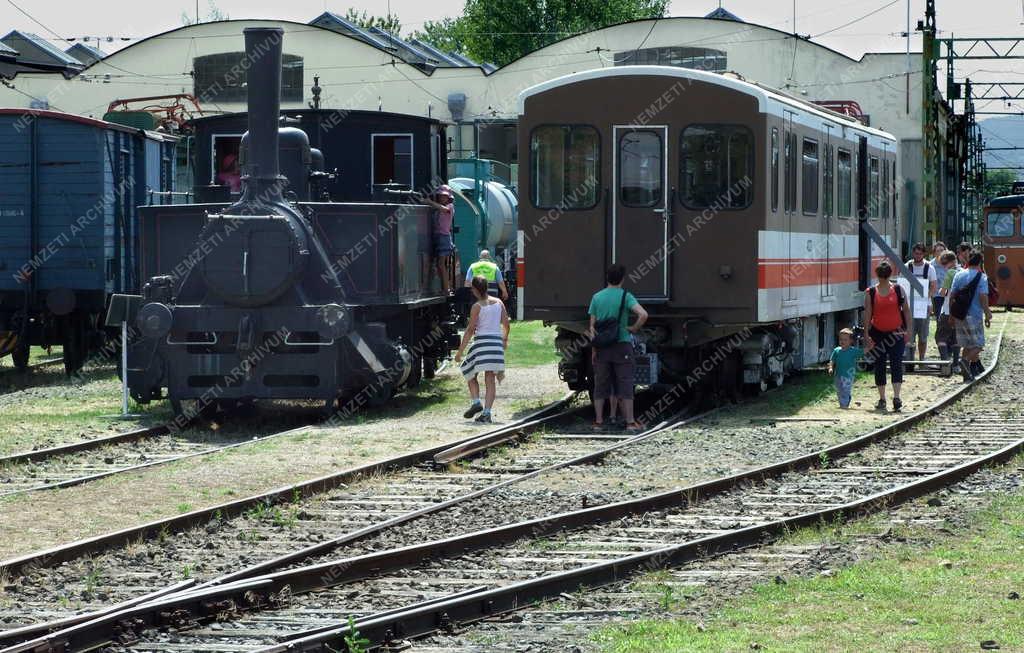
[935,250,961,363]
[587,264,648,430]
[828,328,864,409]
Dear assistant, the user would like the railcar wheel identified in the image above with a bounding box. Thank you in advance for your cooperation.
[11,344,29,372]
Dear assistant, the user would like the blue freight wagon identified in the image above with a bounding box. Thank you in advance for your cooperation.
[0,109,177,374]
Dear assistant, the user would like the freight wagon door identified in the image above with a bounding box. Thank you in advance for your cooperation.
[612,125,668,301]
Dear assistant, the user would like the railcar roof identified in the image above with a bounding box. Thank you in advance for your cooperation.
[989,195,1024,208]
[0,108,170,138]
[516,65,897,142]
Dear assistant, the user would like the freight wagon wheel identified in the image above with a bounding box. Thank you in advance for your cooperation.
[11,344,29,372]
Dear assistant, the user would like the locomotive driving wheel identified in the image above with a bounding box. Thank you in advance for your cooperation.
[11,343,29,372]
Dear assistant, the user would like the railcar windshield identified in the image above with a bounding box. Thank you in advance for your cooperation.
[680,124,753,209]
[530,125,600,209]
[987,211,1014,237]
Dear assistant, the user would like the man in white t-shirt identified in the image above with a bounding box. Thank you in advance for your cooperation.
[904,243,938,360]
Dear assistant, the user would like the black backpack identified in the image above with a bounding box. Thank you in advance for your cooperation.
[591,289,627,349]
[949,271,983,321]
[869,284,906,329]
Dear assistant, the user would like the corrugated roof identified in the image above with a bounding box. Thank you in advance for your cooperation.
[65,42,105,63]
[409,38,463,66]
[446,51,481,67]
[308,12,395,52]
[1,30,82,66]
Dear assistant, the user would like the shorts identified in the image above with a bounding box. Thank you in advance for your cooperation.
[911,317,929,344]
[954,316,985,349]
[593,341,635,401]
[433,233,454,257]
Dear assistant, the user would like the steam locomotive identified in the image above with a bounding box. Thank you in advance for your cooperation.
[116,27,458,416]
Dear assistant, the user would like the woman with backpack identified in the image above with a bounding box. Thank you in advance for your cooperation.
[863,261,912,412]
[587,264,648,431]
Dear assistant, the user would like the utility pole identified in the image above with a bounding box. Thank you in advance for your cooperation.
[920,0,940,244]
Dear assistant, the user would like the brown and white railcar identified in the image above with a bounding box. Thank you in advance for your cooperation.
[516,66,899,393]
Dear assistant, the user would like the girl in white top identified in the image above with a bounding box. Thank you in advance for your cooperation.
[455,275,510,423]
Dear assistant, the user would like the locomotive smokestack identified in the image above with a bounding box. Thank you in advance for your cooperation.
[240,27,284,204]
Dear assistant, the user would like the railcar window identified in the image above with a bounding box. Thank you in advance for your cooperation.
[881,157,890,221]
[868,156,880,218]
[988,211,1014,237]
[891,160,898,221]
[802,139,819,215]
[372,134,413,188]
[529,125,600,209]
[680,125,753,210]
[784,131,796,212]
[771,128,779,212]
[618,131,663,207]
[823,144,834,218]
[837,149,852,217]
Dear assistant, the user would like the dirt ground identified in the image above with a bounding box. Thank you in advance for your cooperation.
[0,363,567,559]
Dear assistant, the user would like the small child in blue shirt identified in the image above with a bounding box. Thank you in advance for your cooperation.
[828,328,864,409]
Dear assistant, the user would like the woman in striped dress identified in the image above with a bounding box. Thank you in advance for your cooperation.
[456,276,510,423]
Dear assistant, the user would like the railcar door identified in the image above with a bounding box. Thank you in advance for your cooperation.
[612,125,669,301]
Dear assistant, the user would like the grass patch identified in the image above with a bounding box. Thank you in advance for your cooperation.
[595,486,1024,653]
[504,321,558,368]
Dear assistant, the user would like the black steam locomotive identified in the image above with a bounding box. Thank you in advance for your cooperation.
[115,27,457,416]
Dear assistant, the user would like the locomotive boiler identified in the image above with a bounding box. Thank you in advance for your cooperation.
[116,27,456,416]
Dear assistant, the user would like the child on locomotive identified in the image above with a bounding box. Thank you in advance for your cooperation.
[419,185,456,294]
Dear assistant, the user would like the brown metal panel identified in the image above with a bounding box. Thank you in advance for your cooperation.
[520,74,764,324]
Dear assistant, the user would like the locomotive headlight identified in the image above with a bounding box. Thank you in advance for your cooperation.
[317,303,351,339]
[998,254,1007,264]
[136,302,173,340]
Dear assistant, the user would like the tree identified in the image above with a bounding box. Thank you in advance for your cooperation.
[410,17,469,55]
[343,8,402,35]
[181,0,229,25]
[983,168,1017,201]
[419,0,668,67]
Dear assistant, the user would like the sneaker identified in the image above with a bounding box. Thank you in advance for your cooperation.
[959,359,975,382]
[971,360,984,377]
[463,403,483,419]
[475,412,492,423]
[875,399,887,411]
[892,397,902,412]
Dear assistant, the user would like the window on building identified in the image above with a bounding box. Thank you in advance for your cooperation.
[619,131,662,207]
[372,134,413,188]
[823,143,834,218]
[530,125,600,209]
[802,138,819,215]
[193,52,304,103]
[771,128,779,212]
[837,148,852,217]
[613,46,726,72]
[988,211,1015,237]
[680,124,753,209]
[868,156,880,218]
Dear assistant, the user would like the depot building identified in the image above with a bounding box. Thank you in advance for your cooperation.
[0,8,957,246]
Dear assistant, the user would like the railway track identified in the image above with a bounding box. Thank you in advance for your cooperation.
[0,420,330,498]
[4,326,1010,653]
[0,393,604,643]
